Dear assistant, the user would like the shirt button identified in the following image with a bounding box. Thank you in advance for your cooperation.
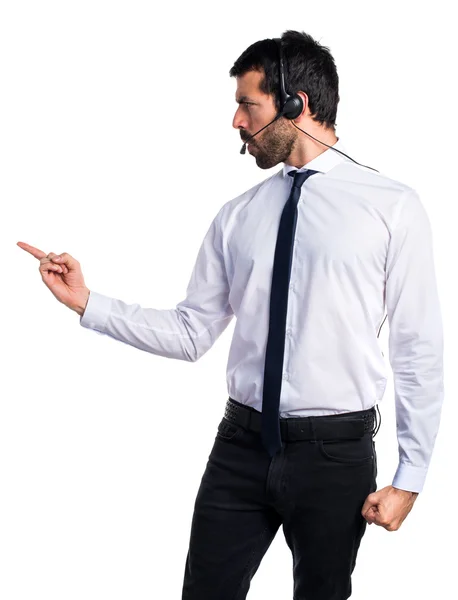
[286,328,292,336]
[282,373,289,381]
[289,283,294,291]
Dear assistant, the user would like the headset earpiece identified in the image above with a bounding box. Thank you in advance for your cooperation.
[280,95,303,120]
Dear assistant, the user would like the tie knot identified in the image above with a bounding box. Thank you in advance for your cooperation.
[288,169,319,188]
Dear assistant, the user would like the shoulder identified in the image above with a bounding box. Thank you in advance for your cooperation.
[328,160,417,197]
[217,169,283,225]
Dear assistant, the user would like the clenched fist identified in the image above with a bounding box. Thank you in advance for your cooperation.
[17,241,90,316]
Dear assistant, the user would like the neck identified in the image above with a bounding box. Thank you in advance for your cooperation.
[285,123,338,168]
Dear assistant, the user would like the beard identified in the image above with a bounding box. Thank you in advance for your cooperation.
[245,119,298,169]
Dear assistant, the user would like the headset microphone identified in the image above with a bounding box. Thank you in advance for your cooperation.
[240,37,379,173]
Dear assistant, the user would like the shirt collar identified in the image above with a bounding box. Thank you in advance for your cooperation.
[282,137,347,177]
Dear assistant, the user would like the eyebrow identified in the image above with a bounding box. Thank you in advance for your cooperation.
[235,95,257,104]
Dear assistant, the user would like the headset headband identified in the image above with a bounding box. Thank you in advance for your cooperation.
[273,37,289,108]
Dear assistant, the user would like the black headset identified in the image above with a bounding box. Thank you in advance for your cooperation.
[241,37,379,174]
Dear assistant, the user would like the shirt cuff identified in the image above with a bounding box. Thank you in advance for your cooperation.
[392,462,428,494]
[79,290,113,333]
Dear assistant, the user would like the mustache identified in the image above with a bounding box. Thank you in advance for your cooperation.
[240,133,255,144]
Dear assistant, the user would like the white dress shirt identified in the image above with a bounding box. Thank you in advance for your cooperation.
[80,138,444,494]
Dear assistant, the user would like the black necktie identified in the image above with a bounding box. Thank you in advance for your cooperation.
[261,168,320,457]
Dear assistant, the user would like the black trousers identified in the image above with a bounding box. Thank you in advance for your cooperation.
[181,399,378,600]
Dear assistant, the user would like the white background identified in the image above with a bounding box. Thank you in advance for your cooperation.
[1,1,456,598]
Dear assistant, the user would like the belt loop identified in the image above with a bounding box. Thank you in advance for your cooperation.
[309,417,318,443]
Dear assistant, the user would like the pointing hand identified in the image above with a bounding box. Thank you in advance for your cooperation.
[17,241,90,316]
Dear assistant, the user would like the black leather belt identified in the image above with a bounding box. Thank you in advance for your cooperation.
[225,397,376,442]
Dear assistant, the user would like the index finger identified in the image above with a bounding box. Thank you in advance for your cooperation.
[17,241,47,260]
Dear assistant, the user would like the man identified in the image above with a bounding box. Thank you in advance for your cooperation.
[18,29,444,600]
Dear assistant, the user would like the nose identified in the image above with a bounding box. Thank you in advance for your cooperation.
[232,106,248,130]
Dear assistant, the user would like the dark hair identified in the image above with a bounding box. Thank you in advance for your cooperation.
[229,30,339,130]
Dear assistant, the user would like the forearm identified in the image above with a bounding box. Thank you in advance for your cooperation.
[78,290,233,361]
